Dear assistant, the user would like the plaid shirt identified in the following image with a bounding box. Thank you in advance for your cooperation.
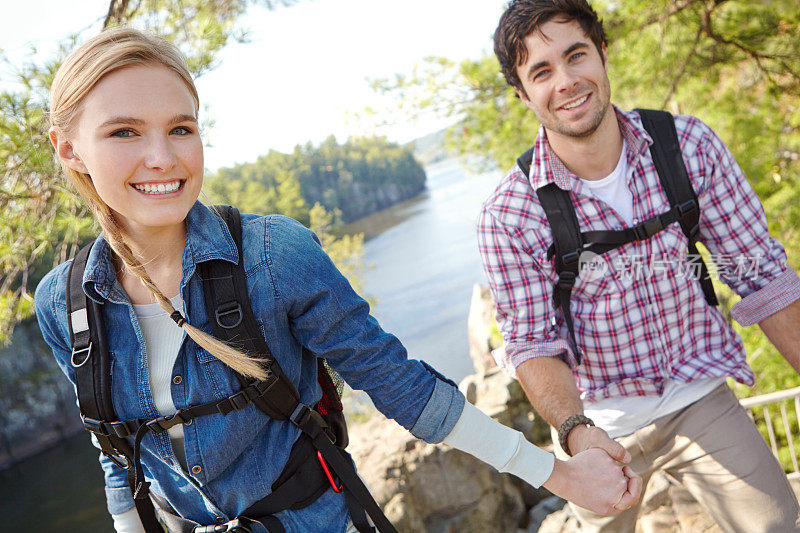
[478,107,800,401]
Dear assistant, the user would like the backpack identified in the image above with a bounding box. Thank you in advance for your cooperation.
[515,109,718,365]
[66,205,395,533]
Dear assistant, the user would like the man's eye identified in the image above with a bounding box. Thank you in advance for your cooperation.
[570,52,586,61]
[110,129,135,138]
[171,126,193,135]
[533,70,548,81]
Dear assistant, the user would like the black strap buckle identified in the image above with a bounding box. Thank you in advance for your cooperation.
[557,270,577,290]
[195,518,251,533]
[677,200,697,218]
[290,403,312,426]
[70,342,92,368]
[146,411,186,434]
[81,415,105,434]
[102,450,129,470]
[633,216,664,241]
[109,419,138,438]
[217,390,251,415]
[215,302,243,329]
[561,251,580,266]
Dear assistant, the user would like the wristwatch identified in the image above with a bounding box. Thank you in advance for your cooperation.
[557,414,595,456]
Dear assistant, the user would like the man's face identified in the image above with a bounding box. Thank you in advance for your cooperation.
[515,19,611,140]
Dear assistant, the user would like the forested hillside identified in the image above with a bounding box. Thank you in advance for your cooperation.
[203,135,427,224]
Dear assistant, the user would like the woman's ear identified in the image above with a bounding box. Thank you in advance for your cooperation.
[49,127,89,174]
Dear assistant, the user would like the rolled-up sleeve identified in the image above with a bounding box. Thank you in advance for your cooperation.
[691,120,800,325]
[477,189,576,375]
[268,216,464,443]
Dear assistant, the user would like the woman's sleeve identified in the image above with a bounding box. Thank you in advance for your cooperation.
[266,216,464,443]
[34,266,136,516]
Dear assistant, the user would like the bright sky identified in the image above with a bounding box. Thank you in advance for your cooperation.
[1,0,507,171]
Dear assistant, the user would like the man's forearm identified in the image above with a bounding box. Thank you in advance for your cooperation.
[516,355,583,428]
[758,297,800,374]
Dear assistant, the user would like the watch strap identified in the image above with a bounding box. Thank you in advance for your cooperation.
[557,414,595,456]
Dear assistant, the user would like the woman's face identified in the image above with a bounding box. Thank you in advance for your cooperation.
[54,64,203,234]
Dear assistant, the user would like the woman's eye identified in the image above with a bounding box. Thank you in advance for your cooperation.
[110,129,135,138]
[171,126,193,135]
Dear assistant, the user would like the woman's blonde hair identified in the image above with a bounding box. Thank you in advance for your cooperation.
[50,27,267,380]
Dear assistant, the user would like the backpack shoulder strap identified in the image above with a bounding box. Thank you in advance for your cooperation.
[518,147,585,364]
[199,205,299,419]
[516,146,535,178]
[66,244,162,532]
[534,182,584,365]
[635,109,718,306]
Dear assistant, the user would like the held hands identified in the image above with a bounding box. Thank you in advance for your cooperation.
[544,425,641,515]
[542,447,642,515]
[568,424,631,463]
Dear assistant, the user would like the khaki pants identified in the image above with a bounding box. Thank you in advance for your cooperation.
[552,383,800,533]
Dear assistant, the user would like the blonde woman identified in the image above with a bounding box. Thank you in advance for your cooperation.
[35,28,640,533]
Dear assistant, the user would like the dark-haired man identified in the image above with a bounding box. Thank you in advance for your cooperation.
[478,0,800,531]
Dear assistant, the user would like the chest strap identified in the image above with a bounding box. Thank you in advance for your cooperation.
[516,109,718,366]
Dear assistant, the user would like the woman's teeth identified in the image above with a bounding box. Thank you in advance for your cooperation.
[132,181,181,194]
[562,95,589,110]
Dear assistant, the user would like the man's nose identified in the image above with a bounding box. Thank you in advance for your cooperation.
[554,66,580,93]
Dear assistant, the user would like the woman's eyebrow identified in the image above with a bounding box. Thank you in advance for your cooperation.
[97,114,197,129]
[170,113,198,124]
[98,116,145,128]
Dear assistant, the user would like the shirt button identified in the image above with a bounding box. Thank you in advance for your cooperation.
[215,516,226,523]
[172,375,182,385]
[191,465,202,475]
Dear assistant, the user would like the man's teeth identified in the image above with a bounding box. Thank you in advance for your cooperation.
[562,95,589,110]
[132,181,181,194]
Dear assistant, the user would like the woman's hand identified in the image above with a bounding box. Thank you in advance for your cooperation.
[542,447,642,515]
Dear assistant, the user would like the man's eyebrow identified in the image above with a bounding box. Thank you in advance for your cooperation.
[563,42,590,57]
[525,41,591,79]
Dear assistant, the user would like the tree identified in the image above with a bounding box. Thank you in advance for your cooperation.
[0,0,301,344]
[374,0,800,397]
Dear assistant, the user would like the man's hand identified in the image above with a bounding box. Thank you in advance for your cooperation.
[568,424,632,464]
[543,447,643,515]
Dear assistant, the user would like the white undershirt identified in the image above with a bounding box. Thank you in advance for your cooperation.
[580,140,635,226]
[113,295,186,532]
[577,140,724,438]
[132,294,186,463]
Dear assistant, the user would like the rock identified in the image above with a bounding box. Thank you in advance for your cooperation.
[527,496,566,532]
[467,284,498,373]
[348,415,525,533]
[458,368,551,445]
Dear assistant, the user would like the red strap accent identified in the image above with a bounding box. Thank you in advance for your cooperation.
[317,450,342,493]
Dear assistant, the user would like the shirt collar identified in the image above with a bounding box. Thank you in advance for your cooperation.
[528,105,654,192]
[82,201,238,302]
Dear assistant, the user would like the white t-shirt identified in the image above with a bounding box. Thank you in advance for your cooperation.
[580,140,635,226]
[132,294,186,467]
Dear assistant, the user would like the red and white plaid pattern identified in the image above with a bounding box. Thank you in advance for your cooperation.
[478,107,800,401]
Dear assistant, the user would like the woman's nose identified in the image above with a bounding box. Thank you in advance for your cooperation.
[144,135,178,172]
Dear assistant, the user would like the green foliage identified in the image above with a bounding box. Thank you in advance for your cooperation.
[309,203,372,304]
[0,0,303,345]
[377,0,800,464]
[204,135,427,223]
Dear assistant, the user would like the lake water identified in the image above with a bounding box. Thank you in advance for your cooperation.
[345,157,502,382]
[2,157,502,529]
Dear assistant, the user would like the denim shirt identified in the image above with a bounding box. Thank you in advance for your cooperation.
[34,202,465,531]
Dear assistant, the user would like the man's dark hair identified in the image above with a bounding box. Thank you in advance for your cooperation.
[494,0,607,96]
